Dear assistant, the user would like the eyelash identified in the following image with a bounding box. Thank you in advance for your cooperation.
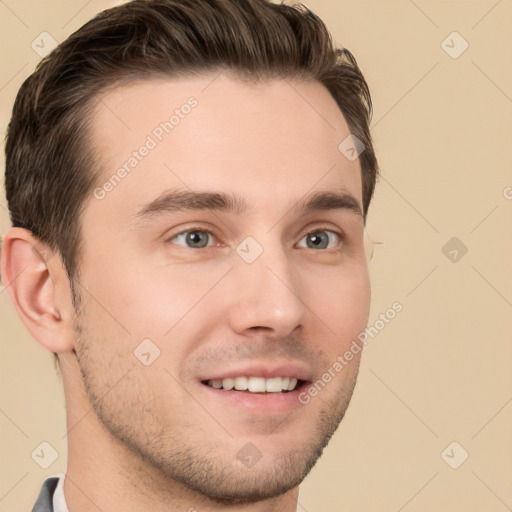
[166,225,345,250]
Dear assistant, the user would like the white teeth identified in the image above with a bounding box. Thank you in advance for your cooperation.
[206,376,300,392]
[287,378,297,391]
[234,376,248,391]
[265,377,282,392]
[222,377,234,390]
[248,377,266,392]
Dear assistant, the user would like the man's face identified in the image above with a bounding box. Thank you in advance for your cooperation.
[69,73,370,503]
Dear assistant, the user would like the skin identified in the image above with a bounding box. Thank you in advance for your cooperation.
[1,72,370,512]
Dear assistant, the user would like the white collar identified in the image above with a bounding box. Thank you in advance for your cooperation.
[51,471,69,512]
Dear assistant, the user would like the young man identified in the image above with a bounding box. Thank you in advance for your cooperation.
[1,0,379,510]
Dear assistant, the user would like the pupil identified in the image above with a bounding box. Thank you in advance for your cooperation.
[188,231,207,247]
[309,232,327,249]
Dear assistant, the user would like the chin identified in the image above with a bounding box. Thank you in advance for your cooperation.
[178,451,317,505]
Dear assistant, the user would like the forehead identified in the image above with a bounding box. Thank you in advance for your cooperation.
[85,73,362,224]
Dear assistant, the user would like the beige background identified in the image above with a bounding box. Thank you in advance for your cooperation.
[1,1,511,511]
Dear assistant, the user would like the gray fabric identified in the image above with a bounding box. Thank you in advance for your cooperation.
[31,477,58,512]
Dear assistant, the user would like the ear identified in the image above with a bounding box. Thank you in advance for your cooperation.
[1,227,76,354]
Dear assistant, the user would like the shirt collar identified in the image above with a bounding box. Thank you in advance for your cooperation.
[51,471,69,512]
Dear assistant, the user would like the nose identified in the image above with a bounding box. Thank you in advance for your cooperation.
[227,238,307,339]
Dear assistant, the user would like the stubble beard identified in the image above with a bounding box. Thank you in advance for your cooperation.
[70,288,360,505]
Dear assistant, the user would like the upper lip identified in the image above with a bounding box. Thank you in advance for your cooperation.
[200,361,312,382]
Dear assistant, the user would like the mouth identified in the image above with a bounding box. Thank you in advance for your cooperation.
[197,362,312,414]
[201,376,307,394]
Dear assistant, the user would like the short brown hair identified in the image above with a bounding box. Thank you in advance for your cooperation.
[5,0,379,362]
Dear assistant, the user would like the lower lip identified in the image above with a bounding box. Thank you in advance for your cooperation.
[199,382,308,415]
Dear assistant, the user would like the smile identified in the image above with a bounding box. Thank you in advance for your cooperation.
[203,376,301,393]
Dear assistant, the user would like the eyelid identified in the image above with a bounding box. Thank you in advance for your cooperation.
[298,224,345,240]
[165,225,221,246]
[296,225,345,249]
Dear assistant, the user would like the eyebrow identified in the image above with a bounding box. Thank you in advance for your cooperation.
[132,188,363,224]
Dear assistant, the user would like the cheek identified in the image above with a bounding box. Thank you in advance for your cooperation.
[82,257,206,336]
[82,261,233,371]
[315,264,370,345]
[80,240,370,359]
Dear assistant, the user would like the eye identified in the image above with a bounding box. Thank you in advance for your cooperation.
[296,229,342,250]
[167,227,343,250]
[167,228,217,249]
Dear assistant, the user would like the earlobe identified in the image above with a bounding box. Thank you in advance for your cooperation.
[0,227,75,354]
